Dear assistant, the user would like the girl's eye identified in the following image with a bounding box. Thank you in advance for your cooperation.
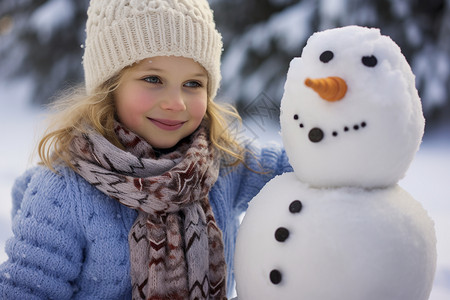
[143,76,161,84]
[184,81,203,88]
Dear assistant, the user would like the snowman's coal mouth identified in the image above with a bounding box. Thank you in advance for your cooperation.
[308,128,324,143]
[293,114,367,143]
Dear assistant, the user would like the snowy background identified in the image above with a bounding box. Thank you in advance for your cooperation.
[1,0,449,298]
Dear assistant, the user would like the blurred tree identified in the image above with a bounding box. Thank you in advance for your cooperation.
[212,0,312,114]
[0,0,89,105]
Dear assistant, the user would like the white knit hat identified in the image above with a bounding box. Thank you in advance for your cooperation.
[82,0,223,99]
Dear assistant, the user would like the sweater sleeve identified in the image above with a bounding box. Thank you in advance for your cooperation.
[0,167,85,299]
[233,141,293,214]
[10,167,36,219]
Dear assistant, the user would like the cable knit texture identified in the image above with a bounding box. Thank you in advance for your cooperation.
[0,143,292,299]
[83,0,223,99]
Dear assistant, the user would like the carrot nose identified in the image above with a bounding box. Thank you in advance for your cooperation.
[304,76,347,101]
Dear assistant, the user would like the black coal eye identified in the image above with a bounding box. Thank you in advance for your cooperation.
[362,55,377,67]
[320,50,334,63]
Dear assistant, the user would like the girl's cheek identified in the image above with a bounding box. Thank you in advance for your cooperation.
[190,96,208,119]
[132,90,157,113]
[117,90,157,127]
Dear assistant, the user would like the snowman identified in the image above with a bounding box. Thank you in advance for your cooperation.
[234,26,436,300]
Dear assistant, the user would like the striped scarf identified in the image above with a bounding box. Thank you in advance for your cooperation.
[69,122,227,299]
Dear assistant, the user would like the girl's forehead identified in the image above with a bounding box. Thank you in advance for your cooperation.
[125,57,209,83]
[134,56,205,70]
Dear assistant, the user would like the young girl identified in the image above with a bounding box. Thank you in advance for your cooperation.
[0,0,291,299]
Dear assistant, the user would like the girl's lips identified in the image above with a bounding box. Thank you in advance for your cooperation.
[148,118,186,131]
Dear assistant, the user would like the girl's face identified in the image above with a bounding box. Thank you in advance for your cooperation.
[114,56,208,149]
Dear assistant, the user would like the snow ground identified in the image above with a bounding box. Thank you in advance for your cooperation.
[0,99,449,299]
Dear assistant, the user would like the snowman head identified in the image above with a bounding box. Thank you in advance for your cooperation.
[280,26,424,189]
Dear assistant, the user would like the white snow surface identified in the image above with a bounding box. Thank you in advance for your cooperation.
[0,83,449,299]
[236,173,436,299]
[280,26,424,188]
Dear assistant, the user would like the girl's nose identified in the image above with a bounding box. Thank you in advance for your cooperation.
[160,88,187,111]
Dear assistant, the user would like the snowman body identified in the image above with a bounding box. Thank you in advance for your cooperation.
[234,26,436,300]
[234,173,436,300]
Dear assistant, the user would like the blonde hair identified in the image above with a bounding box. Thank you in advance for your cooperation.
[38,69,247,171]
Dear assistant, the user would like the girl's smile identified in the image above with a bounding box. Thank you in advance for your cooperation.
[114,56,208,149]
[148,118,187,131]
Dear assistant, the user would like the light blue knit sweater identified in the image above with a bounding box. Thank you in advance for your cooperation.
[0,142,291,299]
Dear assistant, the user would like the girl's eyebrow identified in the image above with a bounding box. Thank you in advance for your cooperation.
[136,66,163,72]
[191,73,208,79]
